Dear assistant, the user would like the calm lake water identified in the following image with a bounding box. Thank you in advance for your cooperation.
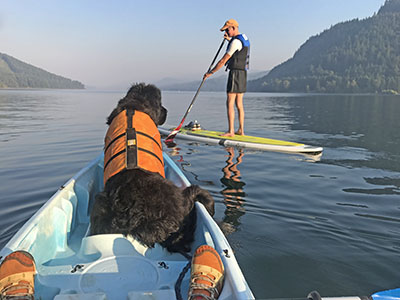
[1,89,399,299]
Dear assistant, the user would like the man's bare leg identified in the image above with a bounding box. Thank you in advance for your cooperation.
[235,93,244,135]
[221,93,236,137]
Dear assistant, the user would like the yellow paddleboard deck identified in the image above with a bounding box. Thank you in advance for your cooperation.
[159,126,323,154]
[182,128,302,146]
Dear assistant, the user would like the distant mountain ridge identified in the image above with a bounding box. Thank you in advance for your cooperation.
[159,70,269,91]
[0,53,84,89]
[248,0,400,94]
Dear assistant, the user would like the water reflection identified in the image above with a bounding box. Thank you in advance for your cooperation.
[219,147,247,235]
[166,145,214,185]
[281,94,400,172]
[0,92,54,142]
[167,146,184,162]
[342,176,400,196]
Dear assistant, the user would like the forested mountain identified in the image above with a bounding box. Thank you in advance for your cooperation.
[0,53,84,89]
[248,0,400,94]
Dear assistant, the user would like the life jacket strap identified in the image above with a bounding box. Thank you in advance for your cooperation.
[126,109,138,170]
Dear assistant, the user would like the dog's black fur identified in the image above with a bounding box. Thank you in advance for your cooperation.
[90,83,214,253]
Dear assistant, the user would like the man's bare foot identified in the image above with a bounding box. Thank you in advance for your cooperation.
[220,132,234,137]
[235,130,244,136]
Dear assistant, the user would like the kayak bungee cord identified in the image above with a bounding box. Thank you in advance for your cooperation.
[175,251,192,300]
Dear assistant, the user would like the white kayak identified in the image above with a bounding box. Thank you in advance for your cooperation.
[159,126,323,155]
[0,153,255,300]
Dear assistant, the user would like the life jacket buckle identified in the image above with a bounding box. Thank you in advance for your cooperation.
[127,139,137,147]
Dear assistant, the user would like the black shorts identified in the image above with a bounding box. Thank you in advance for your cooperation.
[227,69,247,93]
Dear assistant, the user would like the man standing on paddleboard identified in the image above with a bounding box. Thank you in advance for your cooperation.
[204,19,250,137]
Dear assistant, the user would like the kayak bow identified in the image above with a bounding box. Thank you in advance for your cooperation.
[0,153,254,300]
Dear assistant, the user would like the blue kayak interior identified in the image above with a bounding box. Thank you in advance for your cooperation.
[1,154,252,299]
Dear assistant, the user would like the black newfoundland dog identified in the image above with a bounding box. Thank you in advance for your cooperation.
[90,83,214,253]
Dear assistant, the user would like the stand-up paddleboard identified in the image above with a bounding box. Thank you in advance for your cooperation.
[159,124,323,154]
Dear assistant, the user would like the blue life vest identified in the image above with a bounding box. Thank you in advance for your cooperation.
[227,34,250,71]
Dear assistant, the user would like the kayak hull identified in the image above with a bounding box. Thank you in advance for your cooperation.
[0,153,254,299]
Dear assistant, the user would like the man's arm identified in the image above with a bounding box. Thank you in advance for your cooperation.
[203,53,231,80]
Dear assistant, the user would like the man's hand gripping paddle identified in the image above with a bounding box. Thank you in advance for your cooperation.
[164,39,226,145]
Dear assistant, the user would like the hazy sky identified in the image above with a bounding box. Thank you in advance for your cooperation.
[1,0,385,89]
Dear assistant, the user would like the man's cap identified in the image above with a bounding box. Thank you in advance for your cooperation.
[220,19,239,31]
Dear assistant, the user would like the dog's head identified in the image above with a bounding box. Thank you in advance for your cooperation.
[107,83,167,126]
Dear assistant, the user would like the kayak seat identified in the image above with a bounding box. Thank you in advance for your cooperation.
[35,234,191,298]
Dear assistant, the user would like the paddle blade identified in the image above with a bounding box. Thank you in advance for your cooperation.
[164,124,182,144]
[165,129,179,141]
[164,138,177,148]
[164,134,177,145]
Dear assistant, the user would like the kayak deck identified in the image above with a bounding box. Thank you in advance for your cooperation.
[0,154,254,299]
[159,126,323,154]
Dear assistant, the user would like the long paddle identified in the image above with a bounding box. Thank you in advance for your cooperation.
[165,38,226,144]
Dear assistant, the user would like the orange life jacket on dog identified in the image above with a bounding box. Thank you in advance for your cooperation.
[103,109,165,184]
